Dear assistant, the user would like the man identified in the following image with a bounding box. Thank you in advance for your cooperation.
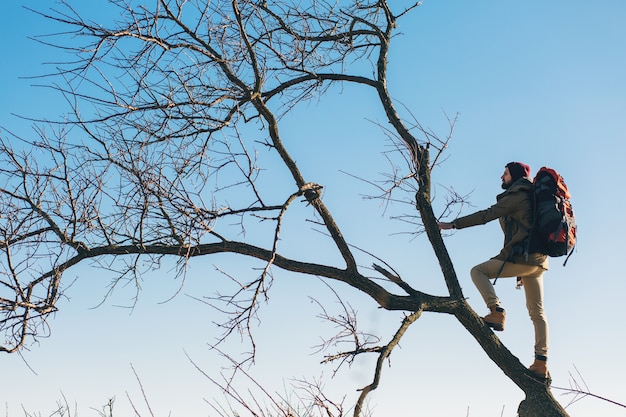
[438,162,550,379]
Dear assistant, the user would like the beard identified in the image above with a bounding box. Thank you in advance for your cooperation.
[501,180,512,189]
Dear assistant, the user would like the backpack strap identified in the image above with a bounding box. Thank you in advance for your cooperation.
[495,190,535,286]
[493,216,522,285]
[510,187,537,261]
[493,260,506,285]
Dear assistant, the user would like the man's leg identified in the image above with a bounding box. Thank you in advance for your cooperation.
[470,260,544,332]
[470,259,534,305]
[521,272,549,356]
[521,270,550,378]
[471,260,550,377]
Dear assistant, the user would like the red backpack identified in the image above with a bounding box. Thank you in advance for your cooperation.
[529,167,576,264]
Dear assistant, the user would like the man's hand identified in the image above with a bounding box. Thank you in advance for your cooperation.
[438,222,455,230]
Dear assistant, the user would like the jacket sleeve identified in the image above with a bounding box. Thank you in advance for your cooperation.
[453,191,521,229]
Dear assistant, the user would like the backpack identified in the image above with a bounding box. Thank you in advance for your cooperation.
[528,167,576,264]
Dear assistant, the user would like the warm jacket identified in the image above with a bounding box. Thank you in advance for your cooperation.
[453,177,549,268]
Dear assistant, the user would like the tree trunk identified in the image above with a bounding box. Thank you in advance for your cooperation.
[518,388,570,417]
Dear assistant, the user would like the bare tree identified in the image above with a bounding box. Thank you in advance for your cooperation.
[0,1,571,416]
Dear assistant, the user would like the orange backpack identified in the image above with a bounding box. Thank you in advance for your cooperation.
[529,167,576,265]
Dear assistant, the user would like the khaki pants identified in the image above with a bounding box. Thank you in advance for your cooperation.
[470,259,549,357]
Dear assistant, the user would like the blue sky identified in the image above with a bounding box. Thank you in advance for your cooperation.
[1,1,625,416]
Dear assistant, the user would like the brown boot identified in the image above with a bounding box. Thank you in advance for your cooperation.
[483,305,506,331]
[529,355,549,379]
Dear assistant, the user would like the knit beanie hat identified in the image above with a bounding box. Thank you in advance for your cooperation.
[506,162,531,181]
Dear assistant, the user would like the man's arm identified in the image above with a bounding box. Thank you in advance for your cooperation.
[440,195,517,231]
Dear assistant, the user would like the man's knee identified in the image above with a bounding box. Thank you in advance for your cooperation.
[471,260,501,282]
[470,264,485,284]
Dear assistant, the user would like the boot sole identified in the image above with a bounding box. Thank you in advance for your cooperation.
[485,321,504,331]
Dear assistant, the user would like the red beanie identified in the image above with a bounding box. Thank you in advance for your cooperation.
[506,162,531,181]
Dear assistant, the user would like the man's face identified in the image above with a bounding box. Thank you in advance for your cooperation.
[501,167,513,188]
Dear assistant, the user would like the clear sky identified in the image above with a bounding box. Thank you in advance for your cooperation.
[1,1,625,416]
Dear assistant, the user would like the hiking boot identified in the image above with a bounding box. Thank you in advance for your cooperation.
[529,355,549,379]
[483,305,506,331]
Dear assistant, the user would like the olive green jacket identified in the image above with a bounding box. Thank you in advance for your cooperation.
[453,177,549,268]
